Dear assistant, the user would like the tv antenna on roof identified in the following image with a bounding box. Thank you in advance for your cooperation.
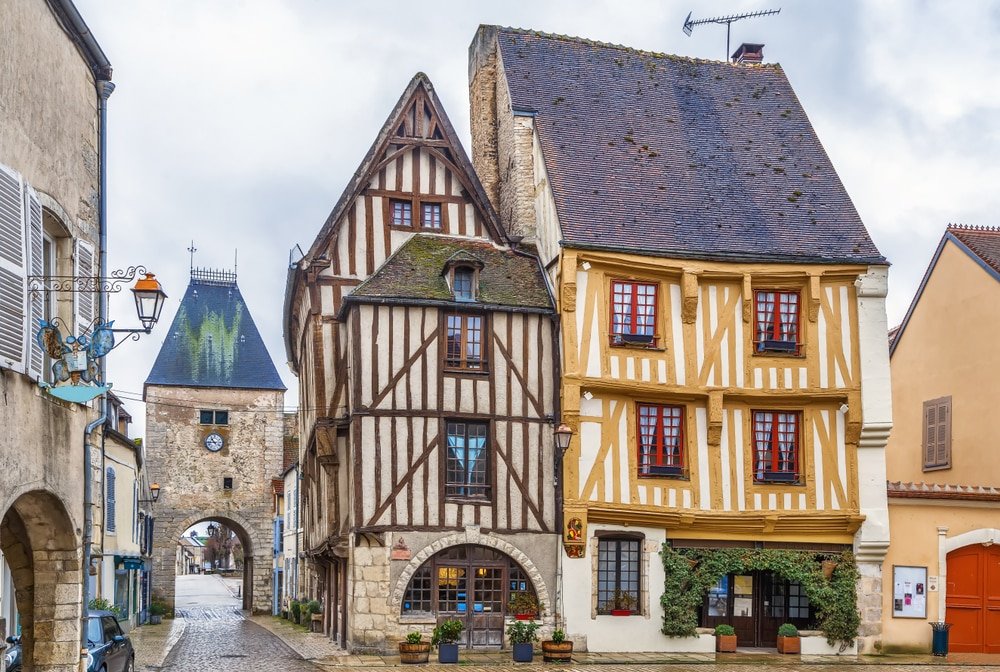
[683,8,781,61]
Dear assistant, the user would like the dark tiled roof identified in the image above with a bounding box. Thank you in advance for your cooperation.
[492,27,885,265]
[145,276,285,390]
[949,225,1000,276]
[346,235,552,312]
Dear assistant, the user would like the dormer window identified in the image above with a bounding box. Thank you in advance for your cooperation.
[453,267,475,302]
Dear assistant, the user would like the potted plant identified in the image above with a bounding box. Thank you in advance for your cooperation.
[508,592,543,620]
[307,600,323,632]
[541,628,573,662]
[290,600,301,625]
[399,631,431,664]
[777,623,800,654]
[431,618,464,664]
[506,619,540,662]
[821,559,839,580]
[715,624,737,652]
[608,589,637,616]
[148,600,167,625]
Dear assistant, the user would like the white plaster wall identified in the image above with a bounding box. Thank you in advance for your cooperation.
[563,525,702,652]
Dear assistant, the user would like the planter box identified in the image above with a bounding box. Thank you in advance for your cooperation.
[514,613,537,621]
[777,636,800,654]
[610,609,633,617]
[799,633,857,656]
[399,642,431,664]
[541,641,573,662]
[148,614,162,625]
[716,634,737,652]
[512,642,534,662]
[437,643,459,664]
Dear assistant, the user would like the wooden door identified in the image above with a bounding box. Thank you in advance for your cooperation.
[731,574,756,646]
[469,566,505,647]
[947,544,1000,653]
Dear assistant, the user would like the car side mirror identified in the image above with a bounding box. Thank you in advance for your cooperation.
[113,634,125,643]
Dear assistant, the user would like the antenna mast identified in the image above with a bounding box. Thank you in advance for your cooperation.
[188,240,197,274]
[682,8,781,60]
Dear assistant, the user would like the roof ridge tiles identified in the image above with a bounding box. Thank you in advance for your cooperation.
[492,25,780,68]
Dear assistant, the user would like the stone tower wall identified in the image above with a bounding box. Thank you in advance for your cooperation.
[146,385,284,614]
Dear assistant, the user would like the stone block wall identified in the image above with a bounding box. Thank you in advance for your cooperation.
[146,385,284,614]
[856,560,883,653]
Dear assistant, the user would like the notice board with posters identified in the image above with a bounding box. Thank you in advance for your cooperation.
[892,565,928,618]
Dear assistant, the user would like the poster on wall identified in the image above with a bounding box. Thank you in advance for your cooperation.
[892,565,928,619]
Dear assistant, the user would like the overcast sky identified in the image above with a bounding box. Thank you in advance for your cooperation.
[76,0,1000,434]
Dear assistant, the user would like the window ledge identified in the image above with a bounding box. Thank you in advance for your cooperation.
[922,464,951,472]
[752,350,806,360]
[444,496,492,505]
[610,344,666,353]
[399,614,436,624]
[753,479,805,487]
[443,368,490,377]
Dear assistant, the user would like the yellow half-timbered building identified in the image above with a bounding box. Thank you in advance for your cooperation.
[470,28,892,653]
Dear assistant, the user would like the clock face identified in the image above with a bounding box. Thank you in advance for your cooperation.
[204,432,224,452]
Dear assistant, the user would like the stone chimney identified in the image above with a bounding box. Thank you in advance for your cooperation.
[469,26,502,210]
[731,43,764,65]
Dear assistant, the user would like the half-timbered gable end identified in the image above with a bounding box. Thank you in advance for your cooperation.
[470,26,893,653]
[285,73,559,653]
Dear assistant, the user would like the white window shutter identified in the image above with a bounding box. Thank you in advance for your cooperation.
[25,185,44,380]
[106,466,117,533]
[0,163,27,373]
[74,238,97,335]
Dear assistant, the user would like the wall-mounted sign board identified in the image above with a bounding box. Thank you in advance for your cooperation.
[892,565,928,619]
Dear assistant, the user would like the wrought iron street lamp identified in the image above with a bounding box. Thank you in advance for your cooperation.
[139,482,161,504]
[131,273,167,333]
[554,423,573,461]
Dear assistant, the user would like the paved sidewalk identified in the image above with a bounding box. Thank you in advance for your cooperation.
[244,619,1000,669]
[129,617,186,670]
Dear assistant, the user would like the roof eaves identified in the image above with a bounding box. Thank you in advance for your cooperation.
[562,240,886,266]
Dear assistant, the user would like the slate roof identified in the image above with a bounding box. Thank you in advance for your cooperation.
[345,235,552,313]
[490,27,885,265]
[146,274,285,391]
[949,225,1000,276]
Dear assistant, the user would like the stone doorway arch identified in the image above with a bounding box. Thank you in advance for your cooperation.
[154,510,268,613]
[0,489,81,672]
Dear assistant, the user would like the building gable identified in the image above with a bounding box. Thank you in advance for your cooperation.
[890,226,1000,357]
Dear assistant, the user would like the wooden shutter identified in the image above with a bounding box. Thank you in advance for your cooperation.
[74,238,97,335]
[24,185,44,379]
[106,467,117,532]
[0,163,27,373]
[923,396,952,470]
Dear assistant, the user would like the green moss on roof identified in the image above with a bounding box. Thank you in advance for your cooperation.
[349,235,552,311]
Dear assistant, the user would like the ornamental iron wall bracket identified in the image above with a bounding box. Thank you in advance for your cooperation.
[27,265,151,294]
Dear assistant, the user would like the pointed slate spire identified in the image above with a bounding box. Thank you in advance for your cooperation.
[145,269,285,390]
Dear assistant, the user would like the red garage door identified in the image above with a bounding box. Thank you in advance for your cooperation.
[947,545,1000,653]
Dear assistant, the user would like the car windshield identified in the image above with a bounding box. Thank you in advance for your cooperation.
[86,618,103,645]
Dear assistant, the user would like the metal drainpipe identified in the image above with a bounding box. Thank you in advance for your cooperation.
[81,77,114,664]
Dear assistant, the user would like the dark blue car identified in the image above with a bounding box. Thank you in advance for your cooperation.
[86,610,134,672]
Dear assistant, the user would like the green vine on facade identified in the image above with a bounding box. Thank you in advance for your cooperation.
[659,544,860,647]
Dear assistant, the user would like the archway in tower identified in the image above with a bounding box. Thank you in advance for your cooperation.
[169,516,255,614]
[0,490,81,671]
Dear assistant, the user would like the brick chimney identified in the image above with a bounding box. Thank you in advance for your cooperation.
[731,43,764,65]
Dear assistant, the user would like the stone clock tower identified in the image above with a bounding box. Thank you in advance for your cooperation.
[144,268,285,613]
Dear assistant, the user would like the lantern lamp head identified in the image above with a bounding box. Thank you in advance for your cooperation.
[554,423,574,459]
[149,482,161,503]
[131,273,167,331]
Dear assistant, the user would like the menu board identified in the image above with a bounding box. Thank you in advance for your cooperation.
[892,566,927,619]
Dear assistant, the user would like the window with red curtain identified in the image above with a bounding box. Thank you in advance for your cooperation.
[637,404,685,476]
[610,281,657,346]
[754,290,800,353]
[752,410,801,482]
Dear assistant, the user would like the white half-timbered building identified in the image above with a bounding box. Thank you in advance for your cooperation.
[284,74,559,653]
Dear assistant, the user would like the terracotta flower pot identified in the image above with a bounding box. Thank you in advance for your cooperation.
[777,635,800,654]
[822,560,839,580]
[716,634,737,652]
[542,640,573,662]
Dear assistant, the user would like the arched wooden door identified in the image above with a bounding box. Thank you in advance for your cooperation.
[946,544,1000,652]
